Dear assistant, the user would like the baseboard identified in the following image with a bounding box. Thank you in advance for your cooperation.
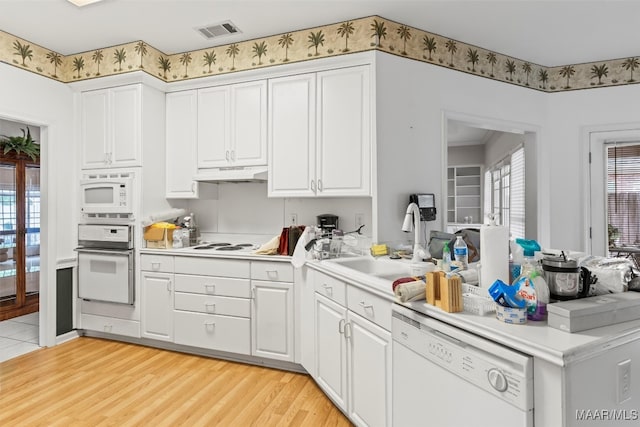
[56,330,80,345]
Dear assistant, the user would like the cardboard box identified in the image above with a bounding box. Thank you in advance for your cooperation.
[144,226,174,249]
[547,292,640,333]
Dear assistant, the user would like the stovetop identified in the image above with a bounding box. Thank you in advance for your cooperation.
[190,242,257,252]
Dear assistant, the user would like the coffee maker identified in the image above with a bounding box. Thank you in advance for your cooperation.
[317,214,339,234]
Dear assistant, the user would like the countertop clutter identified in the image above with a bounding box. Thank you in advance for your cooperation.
[309,253,640,367]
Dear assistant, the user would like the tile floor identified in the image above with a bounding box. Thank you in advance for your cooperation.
[0,312,40,363]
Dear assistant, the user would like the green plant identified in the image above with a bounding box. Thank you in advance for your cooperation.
[608,223,620,247]
[0,127,40,160]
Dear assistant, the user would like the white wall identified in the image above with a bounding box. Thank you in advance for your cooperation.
[485,131,525,168]
[547,84,640,252]
[0,62,75,346]
[374,52,549,248]
[186,182,372,241]
[448,144,484,166]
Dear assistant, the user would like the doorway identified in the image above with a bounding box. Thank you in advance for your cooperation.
[0,135,40,321]
[588,127,640,257]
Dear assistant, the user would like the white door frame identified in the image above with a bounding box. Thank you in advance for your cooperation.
[584,123,640,256]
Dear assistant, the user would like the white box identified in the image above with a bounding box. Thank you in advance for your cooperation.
[547,292,640,333]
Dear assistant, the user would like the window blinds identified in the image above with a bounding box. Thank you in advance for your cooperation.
[510,147,526,239]
[607,143,640,246]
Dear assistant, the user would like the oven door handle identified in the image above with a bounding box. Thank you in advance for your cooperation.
[75,248,133,255]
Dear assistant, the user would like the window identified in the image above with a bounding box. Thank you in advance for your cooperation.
[484,146,525,239]
[606,143,640,246]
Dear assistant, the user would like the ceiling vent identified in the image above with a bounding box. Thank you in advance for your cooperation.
[196,21,241,40]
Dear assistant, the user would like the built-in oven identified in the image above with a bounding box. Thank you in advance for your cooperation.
[76,224,134,305]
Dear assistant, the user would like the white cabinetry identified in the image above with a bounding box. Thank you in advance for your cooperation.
[165,90,200,198]
[313,271,391,426]
[173,257,251,355]
[197,80,267,169]
[140,254,175,342]
[81,84,142,169]
[251,261,294,362]
[268,65,371,197]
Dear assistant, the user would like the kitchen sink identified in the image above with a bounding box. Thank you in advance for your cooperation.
[326,256,416,280]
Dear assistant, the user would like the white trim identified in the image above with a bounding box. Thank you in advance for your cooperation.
[584,123,640,255]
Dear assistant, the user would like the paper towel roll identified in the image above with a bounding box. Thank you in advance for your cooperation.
[480,223,510,289]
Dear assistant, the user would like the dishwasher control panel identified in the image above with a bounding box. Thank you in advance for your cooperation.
[392,310,533,411]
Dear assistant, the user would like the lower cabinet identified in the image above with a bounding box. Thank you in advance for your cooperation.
[313,274,392,427]
[141,272,174,341]
[251,280,294,361]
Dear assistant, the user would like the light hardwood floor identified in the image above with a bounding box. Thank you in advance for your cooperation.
[0,337,352,426]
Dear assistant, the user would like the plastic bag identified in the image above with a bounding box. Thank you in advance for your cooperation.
[578,255,634,295]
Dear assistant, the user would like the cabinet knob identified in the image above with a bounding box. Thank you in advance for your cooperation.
[204,322,216,331]
[226,150,230,161]
[205,303,216,313]
[359,301,374,311]
[322,284,333,296]
[311,180,316,192]
[338,318,345,334]
[151,262,161,270]
[317,179,323,192]
[230,150,235,161]
[204,284,216,294]
[167,280,172,292]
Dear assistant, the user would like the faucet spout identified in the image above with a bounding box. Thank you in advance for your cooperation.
[402,202,429,262]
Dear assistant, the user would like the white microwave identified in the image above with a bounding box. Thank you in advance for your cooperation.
[80,175,134,215]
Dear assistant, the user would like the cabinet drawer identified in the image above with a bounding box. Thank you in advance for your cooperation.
[174,274,251,298]
[347,285,392,331]
[174,311,250,355]
[174,292,251,317]
[174,257,249,278]
[80,313,141,338]
[140,254,174,273]
[251,261,293,282]
[314,271,346,305]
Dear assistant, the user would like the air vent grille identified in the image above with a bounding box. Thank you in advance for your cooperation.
[196,21,241,39]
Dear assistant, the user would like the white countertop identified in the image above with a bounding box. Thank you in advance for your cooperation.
[307,255,640,367]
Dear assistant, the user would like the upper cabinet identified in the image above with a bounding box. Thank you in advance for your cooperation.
[165,90,200,198]
[81,84,142,169]
[197,80,267,169]
[268,65,371,197]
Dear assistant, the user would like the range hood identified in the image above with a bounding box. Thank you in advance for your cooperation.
[193,166,268,183]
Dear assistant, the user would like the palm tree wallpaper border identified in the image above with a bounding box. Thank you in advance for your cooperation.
[0,16,639,93]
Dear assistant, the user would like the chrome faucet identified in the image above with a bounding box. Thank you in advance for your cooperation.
[402,202,429,262]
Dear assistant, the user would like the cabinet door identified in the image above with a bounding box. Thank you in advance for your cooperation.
[231,80,267,166]
[348,311,392,427]
[141,272,173,342]
[197,86,230,168]
[111,85,142,167]
[268,74,316,197]
[314,292,348,411]
[166,90,199,198]
[81,89,110,169]
[251,280,294,361]
[317,65,371,196]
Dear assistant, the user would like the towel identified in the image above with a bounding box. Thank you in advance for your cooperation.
[394,280,427,303]
[291,227,315,268]
[254,235,280,255]
[392,275,428,292]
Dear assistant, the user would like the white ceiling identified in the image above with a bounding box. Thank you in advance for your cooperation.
[0,0,638,66]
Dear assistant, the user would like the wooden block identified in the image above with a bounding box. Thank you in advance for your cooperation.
[425,272,463,313]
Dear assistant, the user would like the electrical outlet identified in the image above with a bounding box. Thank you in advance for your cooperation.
[289,213,298,225]
[355,213,365,229]
[617,359,631,403]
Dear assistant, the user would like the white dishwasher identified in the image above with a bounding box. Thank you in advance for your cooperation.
[392,304,534,427]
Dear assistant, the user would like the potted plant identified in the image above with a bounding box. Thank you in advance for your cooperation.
[0,127,40,161]
[608,223,620,247]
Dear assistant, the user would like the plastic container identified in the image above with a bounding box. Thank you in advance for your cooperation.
[442,243,452,272]
[462,283,495,315]
[453,236,468,270]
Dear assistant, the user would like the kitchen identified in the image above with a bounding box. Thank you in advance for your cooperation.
[1,1,640,426]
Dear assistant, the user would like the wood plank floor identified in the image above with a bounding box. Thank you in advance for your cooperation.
[0,337,352,426]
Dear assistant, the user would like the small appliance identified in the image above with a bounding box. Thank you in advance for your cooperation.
[409,193,437,221]
[317,214,339,233]
[541,253,593,300]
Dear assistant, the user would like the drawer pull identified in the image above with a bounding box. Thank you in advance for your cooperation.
[338,319,346,334]
[204,322,216,331]
[322,284,333,296]
[205,303,216,313]
[151,262,160,270]
[266,270,278,278]
[359,301,374,310]
[204,284,216,294]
